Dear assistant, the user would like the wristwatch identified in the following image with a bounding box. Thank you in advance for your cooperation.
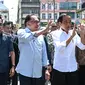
[12,65,15,68]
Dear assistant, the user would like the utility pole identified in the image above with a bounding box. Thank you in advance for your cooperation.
[53,0,55,22]
[39,0,41,22]
[67,0,69,14]
[47,0,49,22]
[65,0,69,15]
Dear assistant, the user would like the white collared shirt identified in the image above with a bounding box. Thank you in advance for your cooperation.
[51,28,85,72]
[16,27,49,78]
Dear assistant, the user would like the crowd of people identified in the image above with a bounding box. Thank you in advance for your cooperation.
[0,14,85,85]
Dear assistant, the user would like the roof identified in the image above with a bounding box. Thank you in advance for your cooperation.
[0,3,8,11]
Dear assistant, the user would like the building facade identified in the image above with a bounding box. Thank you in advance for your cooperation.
[17,0,40,27]
[81,0,85,19]
[40,0,80,26]
[0,1,9,23]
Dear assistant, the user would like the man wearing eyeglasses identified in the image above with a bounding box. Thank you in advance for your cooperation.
[16,15,51,85]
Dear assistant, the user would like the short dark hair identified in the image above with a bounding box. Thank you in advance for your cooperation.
[24,15,31,27]
[3,21,14,29]
[3,22,10,26]
[57,14,67,23]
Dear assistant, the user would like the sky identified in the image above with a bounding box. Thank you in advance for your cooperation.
[4,0,18,24]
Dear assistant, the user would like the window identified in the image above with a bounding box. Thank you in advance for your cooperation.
[48,3,52,9]
[54,13,57,19]
[67,12,75,19]
[82,3,85,9]
[4,15,7,19]
[60,2,77,10]
[48,13,52,19]
[42,4,46,10]
[60,12,75,19]
[31,9,38,14]
[0,1,3,4]
[23,0,31,2]
[22,8,31,14]
[2,11,8,13]
[78,3,81,9]
[55,3,57,9]
[42,13,46,19]
[77,14,80,18]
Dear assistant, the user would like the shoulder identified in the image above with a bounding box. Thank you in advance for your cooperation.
[2,33,13,42]
[51,29,63,38]
[38,35,44,39]
[3,33,11,38]
[17,29,25,34]
[38,35,45,42]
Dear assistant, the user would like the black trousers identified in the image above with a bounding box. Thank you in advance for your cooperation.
[52,69,78,85]
[19,74,44,85]
[11,71,18,85]
[78,65,85,85]
[0,72,8,85]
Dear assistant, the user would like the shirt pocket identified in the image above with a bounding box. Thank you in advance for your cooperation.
[2,37,8,46]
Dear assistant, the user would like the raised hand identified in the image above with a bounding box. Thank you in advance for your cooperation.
[43,20,53,34]
[78,24,85,44]
[71,24,76,37]
[47,20,52,27]
[46,20,52,30]
[78,24,85,37]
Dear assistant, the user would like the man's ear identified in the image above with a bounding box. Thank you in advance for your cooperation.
[27,21,31,26]
[63,19,67,24]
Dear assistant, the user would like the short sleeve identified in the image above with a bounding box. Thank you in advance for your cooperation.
[8,36,14,52]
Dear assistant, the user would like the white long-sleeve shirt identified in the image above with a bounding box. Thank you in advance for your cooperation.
[51,28,85,72]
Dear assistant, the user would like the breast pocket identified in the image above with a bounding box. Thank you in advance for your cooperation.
[2,37,8,46]
[35,39,42,51]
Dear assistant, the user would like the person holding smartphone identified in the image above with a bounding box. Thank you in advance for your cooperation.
[51,14,85,85]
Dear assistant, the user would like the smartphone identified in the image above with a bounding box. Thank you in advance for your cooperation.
[75,19,80,26]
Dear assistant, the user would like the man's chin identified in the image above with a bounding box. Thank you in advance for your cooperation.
[67,27,70,30]
[35,28,39,31]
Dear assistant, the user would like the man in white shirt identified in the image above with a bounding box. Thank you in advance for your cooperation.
[51,14,85,85]
[16,15,51,85]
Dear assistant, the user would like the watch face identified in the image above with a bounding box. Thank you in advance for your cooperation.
[12,65,15,67]
[75,20,80,26]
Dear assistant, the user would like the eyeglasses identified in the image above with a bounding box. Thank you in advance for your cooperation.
[30,20,40,24]
[52,26,57,27]
[66,20,71,23]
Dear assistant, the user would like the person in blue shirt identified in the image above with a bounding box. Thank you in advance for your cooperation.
[3,21,19,85]
[0,23,15,85]
[16,15,51,85]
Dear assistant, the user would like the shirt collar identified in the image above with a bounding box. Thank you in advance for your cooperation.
[25,27,31,33]
[60,27,70,34]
